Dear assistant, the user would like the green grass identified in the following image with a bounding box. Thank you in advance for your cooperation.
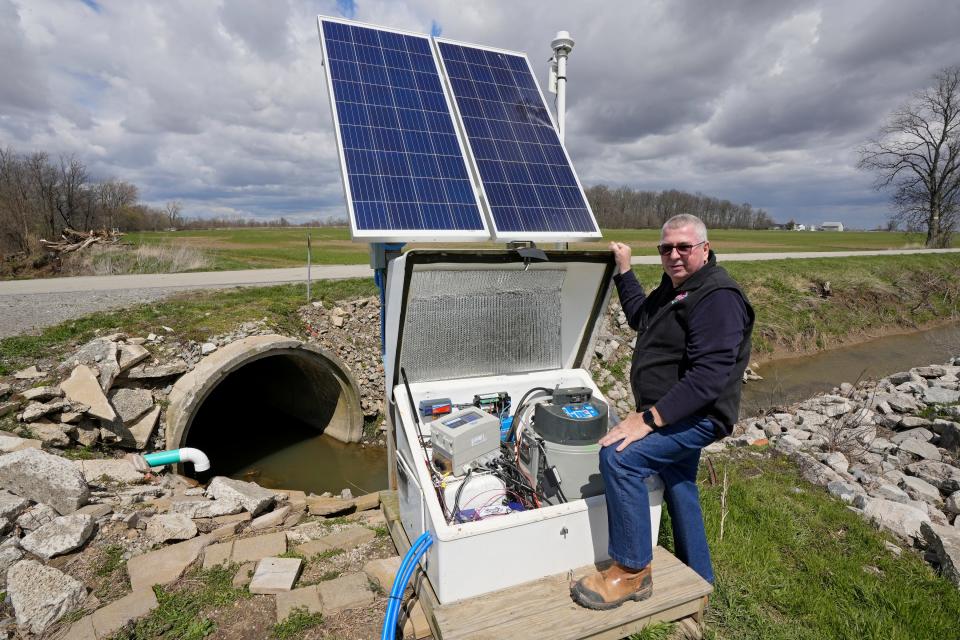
[311,548,344,561]
[111,565,250,640]
[273,606,324,639]
[628,622,675,640]
[95,545,126,577]
[667,451,960,639]
[119,227,953,273]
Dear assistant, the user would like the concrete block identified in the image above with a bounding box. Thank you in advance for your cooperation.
[249,557,302,594]
[275,584,323,622]
[317,572,374,614]
[90,588,158,637]
[232,532,287,563]
[202,541,234,569]
[127,535,211,590]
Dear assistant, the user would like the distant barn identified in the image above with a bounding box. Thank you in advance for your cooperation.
[821,222,844,231]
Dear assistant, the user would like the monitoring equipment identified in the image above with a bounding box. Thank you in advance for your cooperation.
[429,406,501,475]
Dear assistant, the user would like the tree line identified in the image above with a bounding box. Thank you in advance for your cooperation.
[0,148,178,255]
[585,185,773,230]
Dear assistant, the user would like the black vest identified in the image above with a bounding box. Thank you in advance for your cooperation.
[629,252,754,437]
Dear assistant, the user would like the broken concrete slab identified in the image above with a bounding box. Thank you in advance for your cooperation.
[249,506,291,532]
[898,438,942,462]
[124,405,161,450]
[89,588,158,638]
[363,555,401,591]
[275,584,323,622]
[76,458,143,485]
[109,388,154,424]
[202,541,234,570]
[206,476,274,516]
[170,497,244,519]
[19,399,71,422]
[61,365,116,422]
[0,382,10,399]
[19,386,63,402]
[21,513,96,559]
[13,365,45,380]
[0,401,20,419]
[353,491,381,512]
[861,497,931,540]
[75,504,113,519]
[0,448,89,514]
[146,513,198,543]
[306,496,355,517]
[127,535,211,591]
[0,546,24,589]
[248,557,302,594]
[7,559,87,635]
[231,532,287,563]
[233,562,256,588]
[0,434,41,453]
[316,572,374,614]
[117,343,150,372]
[122,361,190,381]
[29,419,71,446]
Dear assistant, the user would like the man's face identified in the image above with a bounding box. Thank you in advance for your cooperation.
[660,225,710,286]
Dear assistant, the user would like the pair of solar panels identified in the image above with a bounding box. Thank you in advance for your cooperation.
[317,16,601,242]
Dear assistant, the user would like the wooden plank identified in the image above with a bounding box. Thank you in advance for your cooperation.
[382,490,713,640]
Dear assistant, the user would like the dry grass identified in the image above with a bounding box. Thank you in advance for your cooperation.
[62,244,211,276]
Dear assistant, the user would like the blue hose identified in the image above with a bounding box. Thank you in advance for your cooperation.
[381,531,433,640]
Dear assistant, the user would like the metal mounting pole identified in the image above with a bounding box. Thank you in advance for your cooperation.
[550,31,575,144]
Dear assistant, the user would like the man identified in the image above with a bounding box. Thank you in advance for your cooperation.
[571,213,754,610]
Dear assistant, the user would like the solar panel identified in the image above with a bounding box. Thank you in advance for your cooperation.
[317,18,489,241]
[435,39,601,241]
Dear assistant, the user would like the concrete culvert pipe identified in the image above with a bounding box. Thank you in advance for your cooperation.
[165,335,364,477]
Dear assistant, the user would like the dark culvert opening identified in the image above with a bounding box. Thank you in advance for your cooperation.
[177,347,386,495]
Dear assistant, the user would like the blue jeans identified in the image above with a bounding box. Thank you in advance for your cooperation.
[599,415,717,583]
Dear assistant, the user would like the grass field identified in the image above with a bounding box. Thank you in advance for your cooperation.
[125,227,952,271]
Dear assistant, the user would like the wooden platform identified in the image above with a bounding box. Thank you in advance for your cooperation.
[382,491,712,640]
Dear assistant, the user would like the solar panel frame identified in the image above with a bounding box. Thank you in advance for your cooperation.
[433,37,602,242]
[316,16,492,242]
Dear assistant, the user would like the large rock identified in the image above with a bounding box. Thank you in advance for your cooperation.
[147,513,198,542]
[206,476,274,516]
[898,438,942,462]
[60,338,120,390]
[0,448,89,514]
[117,343,150,372]
[0,434,41,453]
[924,386,960,405]
[29,419,71,447]
[921,522,960,587]
[19,399,71,422]
[316,572,374,614]
[7,559,87,634]
[171,497,244,519]
[0,546,24,588]
[17,503,58,531]
[109,388,154,424]
[0,490,31,520]
[20,386,63,402]
[890,428,934,444]
[76,459,143,484]
[21,513,95,559]
[936,421,960,455]
[900,475,943,505]
[860,497,930,540]
[906,461,960,493]
[789,452,845,487]
[60,365,116,422]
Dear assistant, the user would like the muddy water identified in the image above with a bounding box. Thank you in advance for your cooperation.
[741,322,960,416]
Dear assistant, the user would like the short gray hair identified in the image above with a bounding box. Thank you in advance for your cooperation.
[661,214,708,243]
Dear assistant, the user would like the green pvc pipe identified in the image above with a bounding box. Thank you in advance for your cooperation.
[143,450,181,466]
[141,447,210,472]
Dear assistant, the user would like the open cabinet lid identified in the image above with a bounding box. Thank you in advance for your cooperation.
[383,249,615,397]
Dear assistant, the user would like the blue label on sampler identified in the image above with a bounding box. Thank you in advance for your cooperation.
[562,404,599,420]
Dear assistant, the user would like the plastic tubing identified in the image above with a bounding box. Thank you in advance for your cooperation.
[142,447,211,472]
[380,531,433,640]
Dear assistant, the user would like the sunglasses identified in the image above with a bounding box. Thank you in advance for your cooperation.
[657,241,706,256]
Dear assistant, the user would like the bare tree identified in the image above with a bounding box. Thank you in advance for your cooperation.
[859,66,960,248]
[164,201,183,229]
[97,179,138,231]
[56,154,89,231]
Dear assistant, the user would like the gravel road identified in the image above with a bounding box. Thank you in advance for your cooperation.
[1,249,957,339]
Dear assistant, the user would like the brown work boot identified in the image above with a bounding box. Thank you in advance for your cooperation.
[570,562,653,610]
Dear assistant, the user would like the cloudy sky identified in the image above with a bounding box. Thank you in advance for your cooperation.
[2,0,959,229]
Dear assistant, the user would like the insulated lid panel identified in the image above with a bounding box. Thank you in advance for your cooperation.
[435,40,601,241]
[318,18,489,241]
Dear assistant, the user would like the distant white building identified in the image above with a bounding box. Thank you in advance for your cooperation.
[821,222,844,231]
[794,223,807,231]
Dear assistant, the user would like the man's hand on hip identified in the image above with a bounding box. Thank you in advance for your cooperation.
[599,411,654,451]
